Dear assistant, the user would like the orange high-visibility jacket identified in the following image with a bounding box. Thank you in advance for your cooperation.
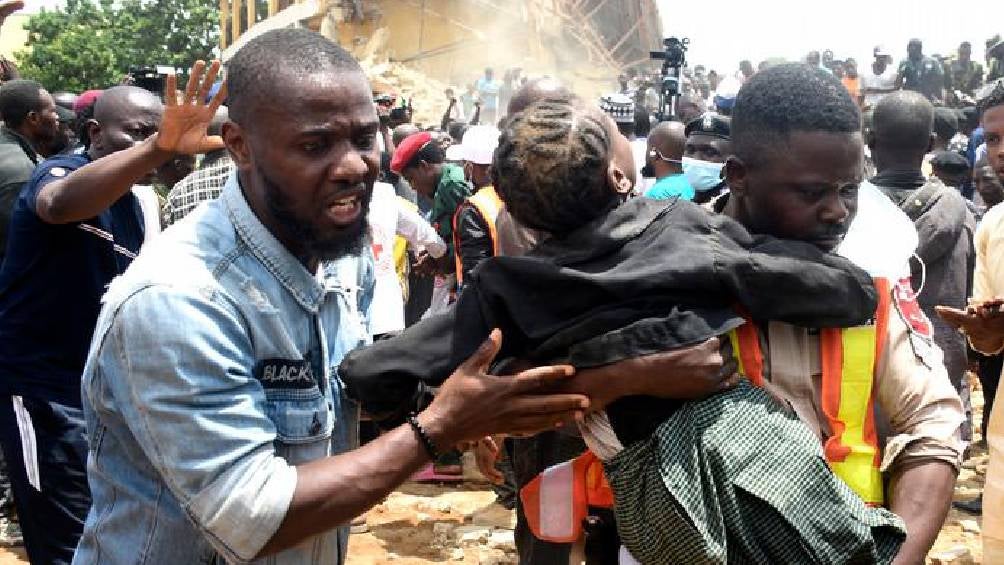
[520,450,614,543]
[519,278,892,543]
[729,277,891,505]
[452,186,502,286]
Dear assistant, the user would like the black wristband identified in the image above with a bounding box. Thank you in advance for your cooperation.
[407,413,440,460]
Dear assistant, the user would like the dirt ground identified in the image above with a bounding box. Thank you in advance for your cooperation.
[0,389,989,565]
[344,385,990,564]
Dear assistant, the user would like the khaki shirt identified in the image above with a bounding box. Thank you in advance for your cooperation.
[971,204,1004,559]
[705,193,964,478]
[764,299,964,477]
[971,203,1004,354]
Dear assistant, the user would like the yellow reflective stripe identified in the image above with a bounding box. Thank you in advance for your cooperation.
[830,325,884,505]
[728,329,746,377]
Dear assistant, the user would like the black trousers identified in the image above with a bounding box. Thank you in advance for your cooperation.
[979,353,1004,441]
[0,395,91,564]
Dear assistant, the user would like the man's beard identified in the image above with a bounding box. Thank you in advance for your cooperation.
[259,165,370,262]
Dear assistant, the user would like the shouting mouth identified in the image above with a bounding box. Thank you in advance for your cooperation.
[327,193,365,226]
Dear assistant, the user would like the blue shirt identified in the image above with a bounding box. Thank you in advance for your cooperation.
[74,174,374,565]
[644,173,695,201]
[968,127,985,166]
[476,77,501,110]
[0,152,144,405]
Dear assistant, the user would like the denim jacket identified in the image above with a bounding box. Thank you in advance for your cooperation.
[74,174,374,565]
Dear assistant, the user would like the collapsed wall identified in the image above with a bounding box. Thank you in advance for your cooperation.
[364,59,452,127]
[320,0,663,118]
[225,1,663,124]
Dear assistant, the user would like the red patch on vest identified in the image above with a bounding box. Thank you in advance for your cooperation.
[893,277,932,337]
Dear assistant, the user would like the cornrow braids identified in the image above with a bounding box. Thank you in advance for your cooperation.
[979,81,1004,119]
[492,96,616,234]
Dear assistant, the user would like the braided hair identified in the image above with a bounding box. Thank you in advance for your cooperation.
[491,96,615,234]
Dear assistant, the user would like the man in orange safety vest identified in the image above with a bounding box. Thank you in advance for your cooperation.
[518,64,965,565]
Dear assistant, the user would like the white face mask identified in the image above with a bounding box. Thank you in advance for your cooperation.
[683,157,725,191]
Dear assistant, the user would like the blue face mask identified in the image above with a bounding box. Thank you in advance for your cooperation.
[683,157,725,191]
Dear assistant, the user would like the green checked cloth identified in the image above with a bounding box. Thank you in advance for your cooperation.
[604,380,906,564]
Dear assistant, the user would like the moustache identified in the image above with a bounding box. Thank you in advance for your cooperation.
[808,224,850,242]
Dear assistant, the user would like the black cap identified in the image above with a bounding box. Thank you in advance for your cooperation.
[685,112,731,140]
[54,106,75,123]
[932,107,959,139]
[930,150,970,174]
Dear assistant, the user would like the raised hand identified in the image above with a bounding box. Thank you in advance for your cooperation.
[156,60,227,155]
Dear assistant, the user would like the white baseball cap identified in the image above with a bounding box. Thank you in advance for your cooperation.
[445,143,466,163]
[460,125,501,166]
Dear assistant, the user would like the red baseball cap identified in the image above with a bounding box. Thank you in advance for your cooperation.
[390,131,433,174]
[73,89,103,114]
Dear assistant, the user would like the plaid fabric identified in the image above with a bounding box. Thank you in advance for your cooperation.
[605,381,906,565]
[162,157,234,226]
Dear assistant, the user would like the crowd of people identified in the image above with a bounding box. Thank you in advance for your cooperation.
[0,2,1001,563]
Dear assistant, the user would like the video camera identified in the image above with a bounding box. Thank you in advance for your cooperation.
[127,66,180,98]
[649,37,689,121]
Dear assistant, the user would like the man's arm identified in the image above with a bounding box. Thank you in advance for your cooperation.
[97,284,587,562]
[395,198,446,258]
[441,97,457,132]
[876,297,965,563]
[35,61,225,224]
[472,337,738,481]
[264,331,587,555]
[36,137,173,224]
[888,462,957,565]
[471,100,482,126]
[549,336,739,410]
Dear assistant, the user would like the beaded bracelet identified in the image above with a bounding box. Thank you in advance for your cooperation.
[407,413,440,460]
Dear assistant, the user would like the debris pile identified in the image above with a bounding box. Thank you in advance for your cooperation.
[363,59,452,127]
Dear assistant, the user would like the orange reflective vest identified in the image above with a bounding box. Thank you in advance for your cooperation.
[728,277,891,505]
[519,278,892,543]
[452,186,502,286]
[520,450,614,543]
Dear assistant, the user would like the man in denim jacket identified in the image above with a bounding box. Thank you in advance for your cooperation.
[73,30,598,565]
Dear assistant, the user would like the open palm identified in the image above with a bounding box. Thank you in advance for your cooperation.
[156,60,227,155]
